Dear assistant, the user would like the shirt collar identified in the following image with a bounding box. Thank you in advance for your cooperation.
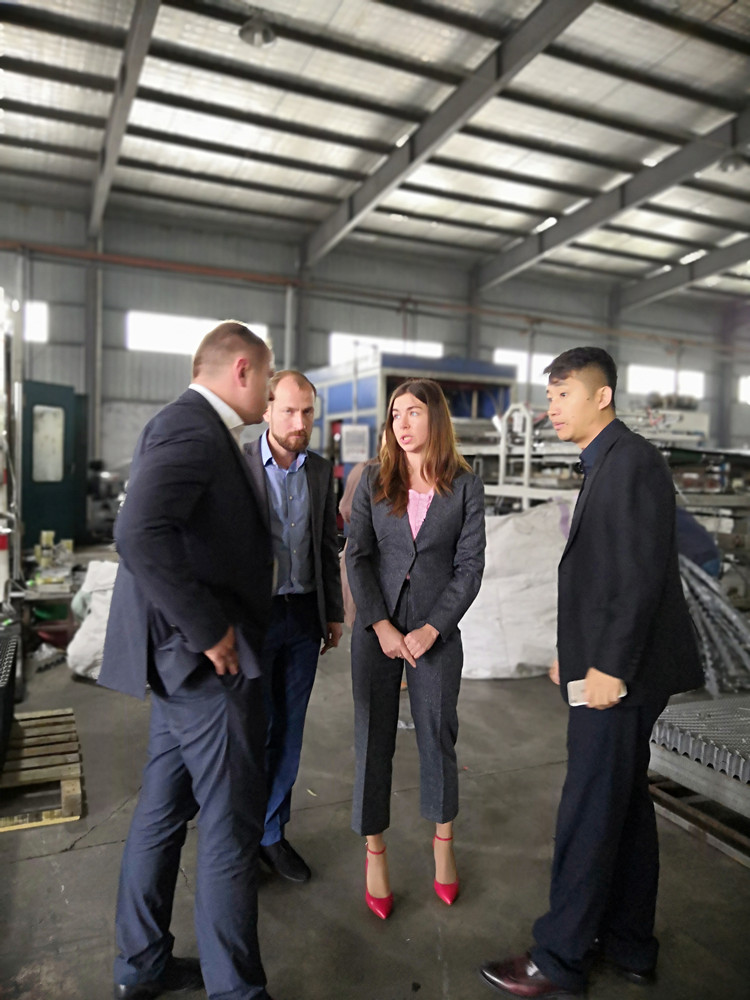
[188,383,244,437]
[261,429,308,470]
[579,417,619,476]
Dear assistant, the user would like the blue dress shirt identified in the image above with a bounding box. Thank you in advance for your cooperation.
[261,431,315,595]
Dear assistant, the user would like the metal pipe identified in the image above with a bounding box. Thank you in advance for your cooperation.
[0,239,731,358]
[283,283,295,368]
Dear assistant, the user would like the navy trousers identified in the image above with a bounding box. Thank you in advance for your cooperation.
[261,593,321,847]
[351,584,463,836]
[530,694,668,993]
[114,668,270,1000]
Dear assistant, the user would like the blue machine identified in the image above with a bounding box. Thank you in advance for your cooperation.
[305,353,516,506]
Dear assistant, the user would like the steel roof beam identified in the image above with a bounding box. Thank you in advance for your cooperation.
[0,55,115,93]
[641,202,750,234]
[6,96,747,242]
[136,87,391,154]
[126,126,366,182]
[0,2,122,45]
[163,0,461,86]
[376,0,745,112]
[148,40,425,124]
[0,135,98,160]
[88,0,161,236]
[5,2,743,132]
[302,0,595,267]
[615,236,750,312]
[603,0,750,57]
[0,98,105,130]
[377,0,750,58]
[111,184,312,228]
[603,223,707,250]
[117,158,339,205]
[478,105,750,291]
[501,89,691,147]
[4,52,682,172]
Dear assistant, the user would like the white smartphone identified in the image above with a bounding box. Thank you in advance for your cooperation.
[567,677,627,707]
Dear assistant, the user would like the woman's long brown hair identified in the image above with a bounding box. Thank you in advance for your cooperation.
[374,378,471,517]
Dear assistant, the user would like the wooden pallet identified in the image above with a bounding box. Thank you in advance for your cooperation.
[0,708,82,832]
[650,774,750,869]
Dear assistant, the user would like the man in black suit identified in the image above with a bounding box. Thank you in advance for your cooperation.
[481,347,703,998]
[99,321,276,1000]
[244,371,343,883]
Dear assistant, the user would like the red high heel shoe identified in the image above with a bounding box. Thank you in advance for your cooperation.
[433,834,459,905]
[365,846,393,920]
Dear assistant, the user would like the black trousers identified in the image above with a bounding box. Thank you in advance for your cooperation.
[351,584,463,836]
[530,694,668,993]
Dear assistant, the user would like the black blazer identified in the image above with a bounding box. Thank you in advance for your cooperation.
[99,389,273,698]
[346,466,486,639]
[243,437,344,638]
[557,419,703,706]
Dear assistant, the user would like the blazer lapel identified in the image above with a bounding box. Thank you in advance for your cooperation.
[561,422,626,558]
[305,456,322,537]
[242,437,271,532]
[183,389,266,519]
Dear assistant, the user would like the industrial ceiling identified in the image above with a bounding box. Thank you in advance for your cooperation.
[1,0,750,313]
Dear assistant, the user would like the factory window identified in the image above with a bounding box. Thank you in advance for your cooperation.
[627,364,705,399]
[126,311,269,355]
[492,348,555,386]
[329,332,443,366]
[24,301,49,343]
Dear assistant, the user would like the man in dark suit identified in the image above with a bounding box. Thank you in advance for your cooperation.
[99,322,277,1000]
[244,370,343,882]
[481,346,703,998]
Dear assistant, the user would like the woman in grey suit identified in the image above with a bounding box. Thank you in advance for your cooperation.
[346,378,486,919]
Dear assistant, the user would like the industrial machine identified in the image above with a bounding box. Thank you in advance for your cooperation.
[305,351,516,515]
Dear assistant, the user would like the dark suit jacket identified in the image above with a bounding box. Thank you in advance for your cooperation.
[346,466,485,639]
[243,437,344,638]
[557,418,703,706]
[99,389,273,698]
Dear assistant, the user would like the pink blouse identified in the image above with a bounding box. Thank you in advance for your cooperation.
[407,488,434,540]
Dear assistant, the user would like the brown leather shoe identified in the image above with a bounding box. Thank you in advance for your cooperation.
[479,953,581,997]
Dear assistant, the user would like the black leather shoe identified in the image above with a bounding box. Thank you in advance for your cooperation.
[259,839,311,882]
[479,954,581,997]
[602,957,656,986]
[114,956,203,999]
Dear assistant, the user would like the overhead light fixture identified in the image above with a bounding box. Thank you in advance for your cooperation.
[563,198,589,216]
[646,264,672,279]
[533,216,557,235]
[679,249,707,266]
[238,12,277,48]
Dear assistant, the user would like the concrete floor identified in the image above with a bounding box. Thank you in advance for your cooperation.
[1,632,749,1000]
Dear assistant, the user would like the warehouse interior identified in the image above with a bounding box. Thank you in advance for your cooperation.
[1,0,750,998]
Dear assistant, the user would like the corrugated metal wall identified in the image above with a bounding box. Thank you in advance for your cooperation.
[0,200,741,463]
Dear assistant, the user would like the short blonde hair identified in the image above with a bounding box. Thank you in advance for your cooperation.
[268,369,317,401]
[192,321,268,379]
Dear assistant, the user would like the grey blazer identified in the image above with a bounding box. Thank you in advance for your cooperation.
[346,466,485,638]
[244,437,344,638]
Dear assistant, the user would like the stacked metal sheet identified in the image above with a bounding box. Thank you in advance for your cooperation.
[680,555,750,697]
[651,697,750,785]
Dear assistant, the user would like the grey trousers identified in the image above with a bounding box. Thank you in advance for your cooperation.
[351,588,463,836]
